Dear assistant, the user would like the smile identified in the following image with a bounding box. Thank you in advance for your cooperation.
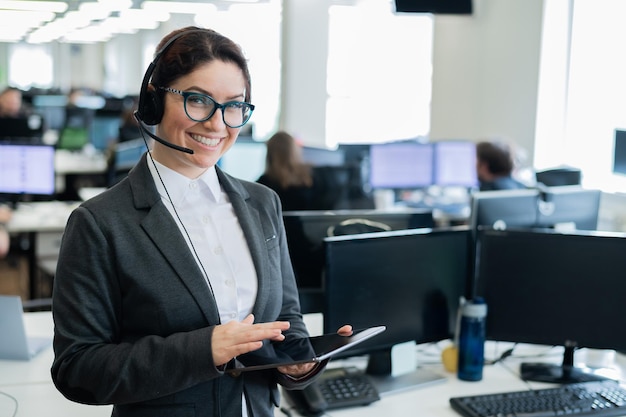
[190,133,221,147]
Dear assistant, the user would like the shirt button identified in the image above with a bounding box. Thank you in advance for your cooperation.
[189,182,198,189]
[213,246,224,255]
[202,216,209,224]
[225,279,235,287]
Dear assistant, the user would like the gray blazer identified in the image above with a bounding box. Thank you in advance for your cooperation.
[51,153,319,417]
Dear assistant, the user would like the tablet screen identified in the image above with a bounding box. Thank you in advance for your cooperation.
[227,326,385,373]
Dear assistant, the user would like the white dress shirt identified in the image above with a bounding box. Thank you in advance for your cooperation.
[147,155,258,416]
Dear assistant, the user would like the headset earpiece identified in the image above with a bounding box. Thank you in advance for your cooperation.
[138,85,164,126]
[136,28,207,126]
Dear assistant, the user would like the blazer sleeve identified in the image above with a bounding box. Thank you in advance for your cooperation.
[51,205,224,405]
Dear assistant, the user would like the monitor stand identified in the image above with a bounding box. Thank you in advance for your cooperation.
[520,341,611,384]
[365,349,446,396]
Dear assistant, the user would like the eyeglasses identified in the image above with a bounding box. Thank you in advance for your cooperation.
[160,87,254,128]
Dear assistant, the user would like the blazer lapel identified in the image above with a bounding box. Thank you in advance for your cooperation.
[128,154,221,324]
[216,169,272,317]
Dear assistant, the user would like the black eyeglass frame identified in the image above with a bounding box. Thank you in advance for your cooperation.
[160,86,255,128]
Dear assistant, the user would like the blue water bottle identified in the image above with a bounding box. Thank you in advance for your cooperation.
[457,297,487,381]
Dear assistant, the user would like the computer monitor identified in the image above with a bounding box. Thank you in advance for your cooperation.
[110,138,148,185]
[56,126,90,151]
[469,186,600,235]
[0,115,45,144]
[369,142,433,189]
[323,227,471,393]
[217,139,267,182]
[433,140,478,187]
[90,114,122,151]
[474,227,626,383]
[613,129,626,175]
[535,185,600,231]
[31,94,67,131]
[0,143,56,200]
[301,146,345,167]
[469,188,540,234]
[283,209,435,314]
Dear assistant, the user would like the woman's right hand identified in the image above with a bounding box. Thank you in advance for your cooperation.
[211,314,290,367]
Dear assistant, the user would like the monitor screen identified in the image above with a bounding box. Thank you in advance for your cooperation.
[0,115,45,143]
[301,146,345,167]
[474,227,626,383]
[469,188,539,233]
[535,186,600,231]
[323,227,471,392]
[369,142,433,189]
[283,209,435,314]
[433,140,478,187]
[114,138,147,172]
[91,115,121,151]
[0,143,55,195]
[31,94,67,131]
[218,139,266,182]
[56,127,90,151]
[613,129,626,175]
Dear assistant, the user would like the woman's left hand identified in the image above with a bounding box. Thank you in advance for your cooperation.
[277,324,354,377]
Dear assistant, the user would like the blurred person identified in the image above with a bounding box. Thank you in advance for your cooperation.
[0,205,12,258]
[0,87,25,118]
[257,131,320,210]
[476,140,526,191]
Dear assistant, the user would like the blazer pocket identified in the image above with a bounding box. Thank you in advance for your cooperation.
[264,233,278,249]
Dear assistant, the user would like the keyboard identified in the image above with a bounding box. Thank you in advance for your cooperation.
[450,380,626,417]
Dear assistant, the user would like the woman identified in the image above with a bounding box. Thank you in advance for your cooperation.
[257,131,319,211]
[51,27,350,417]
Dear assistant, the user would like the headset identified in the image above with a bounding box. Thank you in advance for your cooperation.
[134,28,210,154]
[136,28,209,126]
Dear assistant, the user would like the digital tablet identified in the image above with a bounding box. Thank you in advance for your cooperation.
[226,325,386,373]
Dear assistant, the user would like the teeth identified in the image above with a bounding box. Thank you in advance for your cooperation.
[191,134,220,147]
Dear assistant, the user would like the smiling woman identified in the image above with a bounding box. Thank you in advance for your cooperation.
[50,26,350,417]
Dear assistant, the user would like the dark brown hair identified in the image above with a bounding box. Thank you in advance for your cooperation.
[151,26,252,103]
[476,141,515,176]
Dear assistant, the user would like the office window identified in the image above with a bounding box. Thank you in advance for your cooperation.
[537,0,626,193]
[195,1,282,140]
[326,2,433,146]
[8,44,53,89]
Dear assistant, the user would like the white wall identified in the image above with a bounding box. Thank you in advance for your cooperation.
[279,0,545,155]
[430,0,544,165]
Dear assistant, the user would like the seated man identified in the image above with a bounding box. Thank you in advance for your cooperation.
[476,141,526,191]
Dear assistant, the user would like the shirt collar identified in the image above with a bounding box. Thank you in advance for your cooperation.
[146,154,222,206]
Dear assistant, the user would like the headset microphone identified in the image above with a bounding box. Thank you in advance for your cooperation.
[134,111,194,154]
[134,29,208,155]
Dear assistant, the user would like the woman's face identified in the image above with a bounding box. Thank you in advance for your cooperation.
[152,60,247,178]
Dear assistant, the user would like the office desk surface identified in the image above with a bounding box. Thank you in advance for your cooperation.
[55,150,108,175]
[4,313,626,417]
[6,201,79,233]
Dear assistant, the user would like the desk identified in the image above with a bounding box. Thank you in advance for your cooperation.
[5,313,626,417]
[6,201,79,299]
[54,150,108,200]
[0,312,113,417]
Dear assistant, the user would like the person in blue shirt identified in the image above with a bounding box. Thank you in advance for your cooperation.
[476,140,526,191]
